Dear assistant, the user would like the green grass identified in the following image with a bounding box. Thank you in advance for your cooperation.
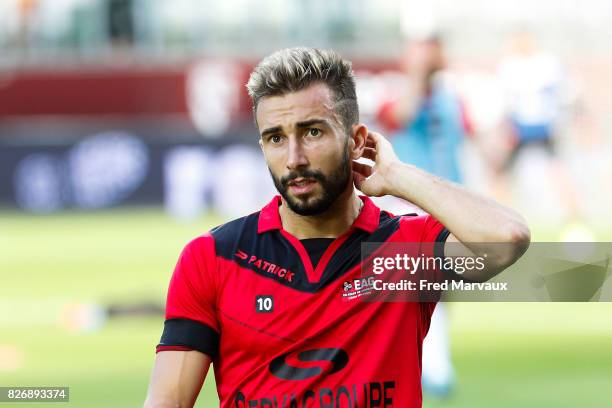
[426,303,612,408]
[0,209,222,407]
[0,209,611,407]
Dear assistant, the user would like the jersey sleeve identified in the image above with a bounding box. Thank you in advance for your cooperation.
[156,234,220,358]
[398,214,451,316]
[398,213,450,250]
[419,213,450,244]
[421,214,455,285]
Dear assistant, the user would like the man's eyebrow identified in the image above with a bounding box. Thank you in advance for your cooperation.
[260,126,282,137]
[296,119,331,129]
[260,119,331,137]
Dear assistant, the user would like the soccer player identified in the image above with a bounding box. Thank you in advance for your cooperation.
[144,47,530,408]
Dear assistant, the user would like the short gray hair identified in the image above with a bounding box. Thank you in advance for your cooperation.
[246,47,359,133]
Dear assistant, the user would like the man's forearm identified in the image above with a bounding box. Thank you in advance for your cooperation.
[387,162,530,245]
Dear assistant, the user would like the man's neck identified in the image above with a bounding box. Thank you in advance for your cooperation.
[279,190,363,239]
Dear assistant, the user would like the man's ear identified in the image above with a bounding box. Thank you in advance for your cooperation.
[349,124,368,160]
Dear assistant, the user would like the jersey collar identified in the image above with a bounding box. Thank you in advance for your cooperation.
[257,195,380,234]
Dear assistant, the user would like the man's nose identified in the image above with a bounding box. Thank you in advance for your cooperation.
[286,137,309,170]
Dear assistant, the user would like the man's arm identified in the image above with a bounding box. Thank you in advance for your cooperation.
[144,350,211,408]
[352,131,531,281]
[145,235,219,407]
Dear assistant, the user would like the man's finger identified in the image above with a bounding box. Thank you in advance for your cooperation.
[352,161,373,177]
[365,135,377,149]
[369,131,393,146]
[352,171,366,190]
[361,147,377,161]
[367,131,384,142]
[368,131,397,160]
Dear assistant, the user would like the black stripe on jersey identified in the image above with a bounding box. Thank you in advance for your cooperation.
[158,318,220,358]
[213,214,314,290]
[210,212,259,257]
[212,210,403,293]
[433,227,467,281]
[435,227,451,249]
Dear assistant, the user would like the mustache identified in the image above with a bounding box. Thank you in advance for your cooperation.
[280,169,326,186]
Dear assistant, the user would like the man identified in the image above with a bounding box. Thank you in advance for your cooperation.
[379,35,468,184]
[497,29,582,233]
[144,47,530,408]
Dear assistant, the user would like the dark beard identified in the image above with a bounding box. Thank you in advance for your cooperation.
[270,149,351,216]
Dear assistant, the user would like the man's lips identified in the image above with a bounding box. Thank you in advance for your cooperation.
[287,178,317,195]
[287,177,315,186]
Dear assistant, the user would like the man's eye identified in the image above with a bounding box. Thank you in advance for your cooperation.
[308,128,321,137]
[270,135,282,143]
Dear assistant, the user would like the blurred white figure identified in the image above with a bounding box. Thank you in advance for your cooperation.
[422,303,453,396]
[164,146,212,221]
[211,145,276,219]
[497,30,583,230]
[498,34,565,136]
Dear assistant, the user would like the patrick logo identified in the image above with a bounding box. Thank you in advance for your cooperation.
[235,249,295,282]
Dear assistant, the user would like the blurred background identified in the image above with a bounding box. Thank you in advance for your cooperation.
[0,0,611,407]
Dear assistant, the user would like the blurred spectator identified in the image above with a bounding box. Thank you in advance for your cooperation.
[496,29,584,233]
[378,36,470,184]
[498,30,565,147]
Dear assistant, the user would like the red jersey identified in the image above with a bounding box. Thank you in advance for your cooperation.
[156,195,449,407]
